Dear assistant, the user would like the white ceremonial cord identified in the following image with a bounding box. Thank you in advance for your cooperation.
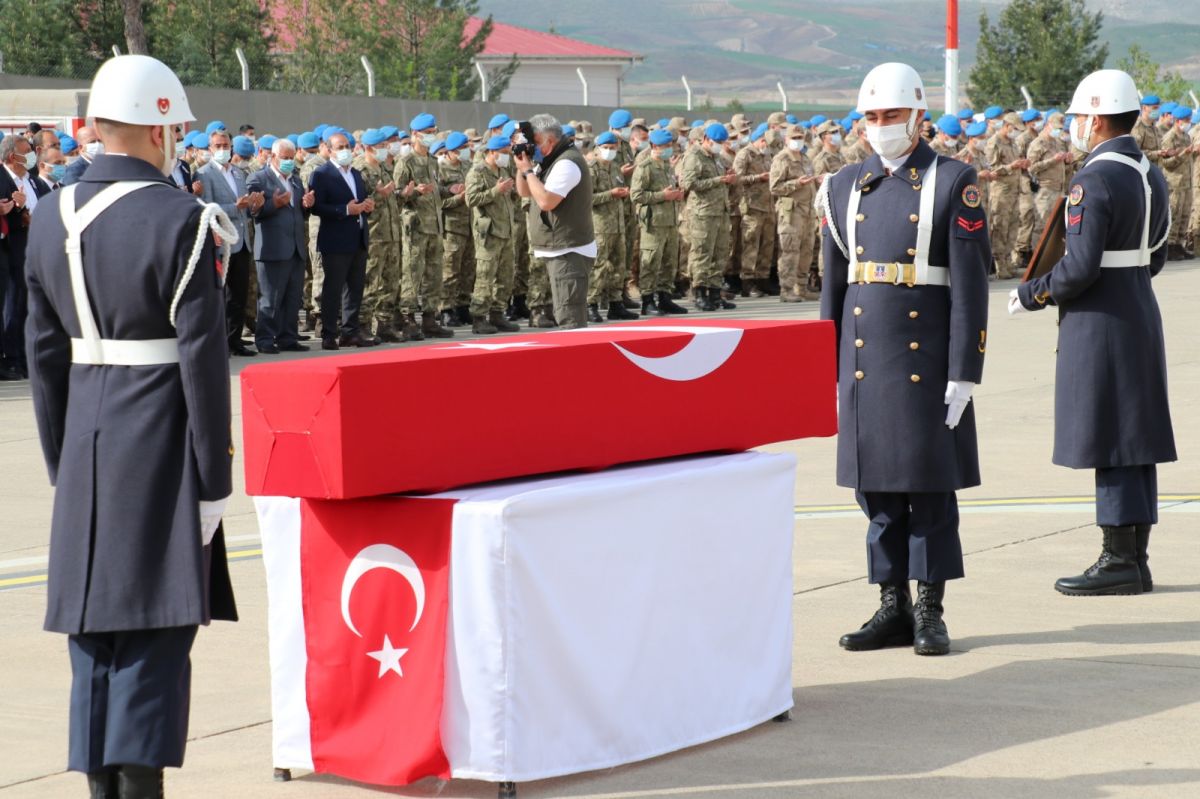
[818,177,849,260]
[169,200,240,328]
[1151,209,1170,253]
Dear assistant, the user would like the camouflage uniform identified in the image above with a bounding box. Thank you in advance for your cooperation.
[1132,117,1164,166]
[771,143,817,299]
[588,155,627,308]
[1015,127,1038,255]
[465,159,515,318]
[733,143,775,285]
[680,143,730,291]
[631,151,681,298]
[984,128,1021,277]
[810,143,846,280]
[393,149,445,330]
[1160,124,1194,250]
[438,153,474,318]
[1026,131,1068,238]
[299,153,327,326]
[354,154,402,337]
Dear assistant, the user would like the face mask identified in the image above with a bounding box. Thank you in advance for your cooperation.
[85,141,104,158]
[709,142,724,156]
[22,151,37,171]
[658,147,674,160]
[865,109,917,160]
[728,139,741,151]
[787,139,804,152]
[1007,130,1019,141]
[420,133,437,148]
[1069,115,1094,153]
[374,147,389,161]
[388,142,403,156]
[211,148,231,165]
[599,148,618,162]
[495,153,511,168]
[618,126,632,141]
[175,141,186,157]
[277,159,295,175]
[334,148,353,167]
[574,140,583,150]
[830,134,843,147]
[50,164,66,182]
[400,143,412,157]
[636,138,649,151]
[436,154,448,166]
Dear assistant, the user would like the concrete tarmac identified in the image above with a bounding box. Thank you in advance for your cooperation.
[2,267,1199,798]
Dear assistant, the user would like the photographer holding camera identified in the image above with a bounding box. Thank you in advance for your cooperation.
[515,114,595,328]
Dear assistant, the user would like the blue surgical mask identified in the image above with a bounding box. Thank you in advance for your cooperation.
[658,147,673,160]
[420,133,437,148]
[278,159,295,175]
[51,164,66,182]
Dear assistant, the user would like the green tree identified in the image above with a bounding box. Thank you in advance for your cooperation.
[726,97,745,114]
[0,0,126,79]
[147,0,276,89]
[1117,44,1193,106]
[968,0,1107,109]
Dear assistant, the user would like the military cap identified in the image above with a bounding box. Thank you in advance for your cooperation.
[1020,108,1040,123]
[753,121,769,138]
[297,131,320,150]
[668,117,688,132]
[766,111,786,125]
[649,128,674,146]
[501,120,519,138]
[656,117,671,129]
[577,121,594,133]
[186,131,208,148]
[965,120,988,138]
[322,126,345,143]
[956,108,975,121]
[258,134,277,151]
[984,105,1004,120]
[935,114,962,137]
[487,113,510,130]
[396,130,410,140]
[690,118,706,129]
[205,120,226,135]
[724,123,737,137]
[463,128,481,142]
[799,120,812,129]
[785,124,806,138]
[486,134,511,151]
[562,124,576,138]
[841,117,854,130]
[631,117,647,128]
[1174,106,1194,120]
[361,128,386,147]
[786,114,798,124]
[810,114,827,126]
[379,125,400,139]
[688,127,704,143]
[1045,111,1065,126]
[410,112,437,131]
[445,131,469,151]
[705,122,729,142]
[285,133,300,146]
[729,112,748,127]
[232,136,255,158]
[59,134,78,153]
[595,131,618,146]
[609,109,633,128]
[1140,95,1160,106]
[815,119,841,136]
[429,141,445,155]
[313,123,329,137]
[847,110,864,121]
[1002,111,1022,126]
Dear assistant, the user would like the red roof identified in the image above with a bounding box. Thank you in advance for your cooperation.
[464,17,636,59]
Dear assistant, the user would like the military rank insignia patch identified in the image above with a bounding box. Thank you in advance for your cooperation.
[1069,184,1084,205]
[961,184,981,208]
[1067,208,1084,235]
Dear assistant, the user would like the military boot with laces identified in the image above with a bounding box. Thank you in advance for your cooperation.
[1054,525,1143,596]
[839,581,914,651]
[912,580,951,656]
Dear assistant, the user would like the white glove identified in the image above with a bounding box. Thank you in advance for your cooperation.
[1007,288,1029,316]
[944,380,975,429]
[199,496,230,547]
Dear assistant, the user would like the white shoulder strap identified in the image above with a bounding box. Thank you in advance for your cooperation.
[818,176,849,260]
[1084,152,1162,266]
[912,157,939,283]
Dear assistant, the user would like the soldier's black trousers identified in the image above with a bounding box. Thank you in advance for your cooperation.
[1095,465,1158,527]
[854,491,964,584]
[67,625,198,772]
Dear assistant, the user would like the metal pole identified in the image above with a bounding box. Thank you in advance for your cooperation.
[360,55,375,98]
[475,61,489,103]
[112,45,122,58]
[235,47,249,92]
[1190,90,1199,109]
[776,81,788,112]
[681,75,692,112]
[1020,85,1033,110]
[944,0,958,114]
[576,67,589,106]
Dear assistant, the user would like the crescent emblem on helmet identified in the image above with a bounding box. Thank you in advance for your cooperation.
[157,97,170,114]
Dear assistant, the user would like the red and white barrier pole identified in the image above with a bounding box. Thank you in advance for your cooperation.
[945,0,959,115]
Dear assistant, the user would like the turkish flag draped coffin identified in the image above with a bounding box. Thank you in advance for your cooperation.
[241,319,836,499]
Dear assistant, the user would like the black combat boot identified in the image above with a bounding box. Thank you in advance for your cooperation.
[488,310,520,332]
[839,581,914,651]
[607,300,638,320]
[116,766,163,799]
[439,308,457,329]
[531,305,556,328]
[401,313,423,341]
[1135,524,1153,592]
[621,290,640,310]
[912,581,951,656]
[656,291,688,315]
[422,312,454,339]
[1054,525,1143,596]
[641,292,665,316]
[587,303,604,324]
[87,770,118,799]
[715,289,737,310]
[472,315,498,335]
[507,294,531,321]
[693,286,714,312]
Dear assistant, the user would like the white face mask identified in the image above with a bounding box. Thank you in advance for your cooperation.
[85,141,104,158]
[495,152,511,168]
[1007,129,1019,141]
[865,109,918,160]
[388,141,403,156]
[599,148,618,162]
[786,139,804,152]
[436,154,448,166]
[830,134,843,147]
[211,148,231,165]
[22,151,38,171]
[374,147,389,161]
[400,143,412,157]
[728,139,741,151]
[709,142,723,156]
[1070,116,1094,153]
[333,148,353,167]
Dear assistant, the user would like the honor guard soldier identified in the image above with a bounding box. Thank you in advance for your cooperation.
[24,55,239,797]
[1010,69,1175,596]
[820,62,990,656]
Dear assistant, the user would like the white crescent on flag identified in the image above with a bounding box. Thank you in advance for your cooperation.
[340,544,426,638]
[559,326,744,382]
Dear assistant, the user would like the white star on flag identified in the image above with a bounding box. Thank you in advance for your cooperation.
[442,341,546,351]
[366,635,408,678]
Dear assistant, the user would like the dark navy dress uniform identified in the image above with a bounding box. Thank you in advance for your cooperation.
[820,140,991,583]
[1016,134,1175,525]
[24,154,237,772]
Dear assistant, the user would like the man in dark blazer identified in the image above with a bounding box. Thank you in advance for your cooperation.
[197,129,264,356]
[248,138,314,353]
[61,125,100,186]
[1012,70,1175,597]
[309,129,378,349]
[23,55,237,797]
[821,63,990,657]
[0,133,50,378]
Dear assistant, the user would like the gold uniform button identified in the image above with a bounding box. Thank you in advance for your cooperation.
[854,306,863,316]
[908,310,919,319]
[855,213,866,222]
[855,370,865,380]
[855,245,864,255]
[909,341,919,350]
[909,214,919,222]
[910,374,921,383]
[855,338,864,348]
[907,248,917,256]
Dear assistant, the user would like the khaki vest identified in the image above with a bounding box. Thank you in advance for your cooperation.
[527,146,594,250]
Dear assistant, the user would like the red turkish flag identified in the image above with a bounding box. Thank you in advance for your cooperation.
[300,496,454,785]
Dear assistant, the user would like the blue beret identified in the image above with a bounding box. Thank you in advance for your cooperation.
[1141,95,1160,106]
[753,122,769,138]
[1020,108,1040,123]
[378,125,399,139]
[205,120,226,135]
[258,134,277,151]
[59,134,78,152]
[750,127,765,143]
[810,114,827,125]
[444,131,468,151]
[297,131,320,149]
[429,141,445,155]
[501,120,518,138]
[1045,108,1061,117]
[361,128,386,146]
[656,118,671,129]
[609,109,633,129]
[984,105,1003,119]
[965,121,988,138]
[562,124,576,137]
[185,131,205,148]
[410,112,437,131]
[344,132,356,149]
[848,110,864,121]
[786,114,798,124]
[313,124,329,137]
[232,135,255,158]
[923,111,932,121]
[285,133,299,146]
[396,130,410,140]
[487,113,510,130]
[1161,102,1177,114]
[705,122,729,142]
[1173,106,1193,120]
[957,108,975,120]
[690,119,705,129]
[1194,109,1200,122]
[799,120,812,129]
[595,131,617,146]
[936,114,962,137]
[321,126,343,142]
[486,134,510,151]
[648,128,674,146]
[840,117,853,130]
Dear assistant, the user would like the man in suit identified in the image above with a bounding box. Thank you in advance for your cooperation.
[62,126,101,186]
[1011,70,1175,596]
[248,138,314,353]
[309,129,377,349]
[167,125,194,191]
[36,144,67,193]
[197,130,264,356]
[0,133,50,378]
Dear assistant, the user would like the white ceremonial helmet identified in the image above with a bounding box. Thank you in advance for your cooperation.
[1066,69,1141,116]
[87,55,195,126]
[857,62,928,114]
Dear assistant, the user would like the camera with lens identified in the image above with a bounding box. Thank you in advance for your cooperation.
[512,121,538,159]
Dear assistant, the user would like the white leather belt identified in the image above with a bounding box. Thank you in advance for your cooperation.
[69,337,180,366]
